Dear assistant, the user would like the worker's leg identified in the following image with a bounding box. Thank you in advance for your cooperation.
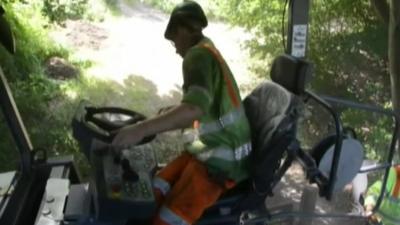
[152,152,192,206]
[153,158,228,225]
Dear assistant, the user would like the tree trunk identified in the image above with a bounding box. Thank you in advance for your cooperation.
[389,0,400,108]
[389,0,400,156]
[371,0,400,156]
[371,0,390,25]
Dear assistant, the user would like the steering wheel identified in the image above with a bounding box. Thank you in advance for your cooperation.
[72,102,156,148]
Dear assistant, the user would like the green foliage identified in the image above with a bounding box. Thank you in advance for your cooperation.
[0,71,71,172]
[308,0,388,102]
[0,1,72,171]
[341,109,394,161]
[0,114,20,171]
[216,0,288,76]
[140,0,178,12]
[217,0,389,87]
[219,0,392,160]
[140,0,226,21]
[304,4,391,162]
[1,2,69,79]
[100,0,123,16]
[42,0,89,24]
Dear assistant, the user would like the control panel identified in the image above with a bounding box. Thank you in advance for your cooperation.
[71,102,159,222]
[90,140,158,221]
[101,145,156,201]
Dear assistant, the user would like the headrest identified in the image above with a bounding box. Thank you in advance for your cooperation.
[270,54,312,95]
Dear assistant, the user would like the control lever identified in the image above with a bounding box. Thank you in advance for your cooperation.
[110,147,139,182]
[121,158,139,182]
[113,152,121,164]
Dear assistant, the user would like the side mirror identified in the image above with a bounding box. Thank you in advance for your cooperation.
[0,6,16,54]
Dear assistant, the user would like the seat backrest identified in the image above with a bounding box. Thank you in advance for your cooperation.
[243,82,300,198]
[242,54,311,200]
[244,81,293,158]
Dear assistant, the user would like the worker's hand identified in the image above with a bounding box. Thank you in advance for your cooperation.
[157,105,176,115]
[364,204,380,224]
[368,214,380,224]
[111,124,145,153]
[364,204,374,216]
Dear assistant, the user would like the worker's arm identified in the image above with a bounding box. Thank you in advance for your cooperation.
[364,180,382,215]
[112,103,203,147]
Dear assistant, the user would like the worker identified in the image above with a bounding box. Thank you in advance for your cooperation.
[364,165,400,225]
[112,1,252,224]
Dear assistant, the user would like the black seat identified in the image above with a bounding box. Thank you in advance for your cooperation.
[198,55,313,223]
[237,55,311,208]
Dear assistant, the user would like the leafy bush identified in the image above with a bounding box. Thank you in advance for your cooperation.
[1,2,69,79]
[140,0,226,21]
[0,1,73,171]
[217,0,393,160]
[42,0,89,24]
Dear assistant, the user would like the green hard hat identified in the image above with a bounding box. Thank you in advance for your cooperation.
[164,0,208,40]
[0,6,16,54]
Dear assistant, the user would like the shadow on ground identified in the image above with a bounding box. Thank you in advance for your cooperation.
[264,163,368,225]
[70,73,182,114]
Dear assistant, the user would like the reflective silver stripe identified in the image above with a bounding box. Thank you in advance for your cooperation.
[187,85,212,102]
[197,148,230,162]
[159,205,190,225]
[197,142,252,162]
[152,177,170,196]
[199,107,245,135]
[234,142,252,160]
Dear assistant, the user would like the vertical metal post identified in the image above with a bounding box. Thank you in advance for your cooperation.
[287,0,310,58]
[297,186,318,225]
[0,68,33,175]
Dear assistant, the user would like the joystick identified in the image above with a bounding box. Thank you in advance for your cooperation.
[121,158,139,182]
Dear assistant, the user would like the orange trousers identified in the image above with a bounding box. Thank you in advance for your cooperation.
[152,152,235,225]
